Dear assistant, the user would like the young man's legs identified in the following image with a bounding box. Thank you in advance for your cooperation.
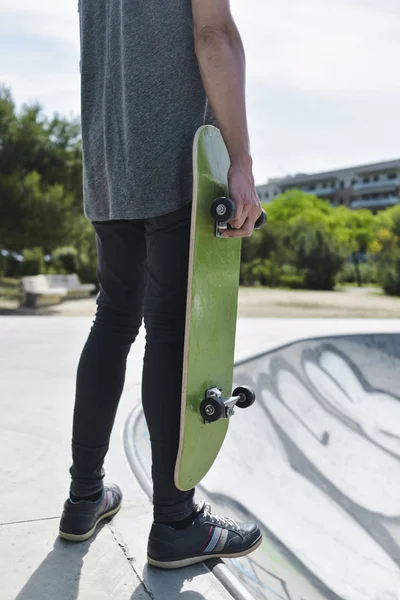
[142,203,195,522]
[69,218,147,498]
[143,206,261,568]
[63,204,194,530]
[61,203,262,563]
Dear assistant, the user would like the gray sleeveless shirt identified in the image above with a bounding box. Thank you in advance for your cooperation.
[78,0,215,221]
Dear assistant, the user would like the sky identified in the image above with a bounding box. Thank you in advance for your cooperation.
[0,0,399,185]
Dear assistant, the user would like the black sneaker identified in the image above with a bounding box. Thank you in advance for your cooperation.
[59,483,122,542]
[147,500,262,569]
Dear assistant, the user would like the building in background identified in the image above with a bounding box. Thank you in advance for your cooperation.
[257,158,400,213]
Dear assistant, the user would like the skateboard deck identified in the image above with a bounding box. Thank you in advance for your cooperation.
[174,125,242,492]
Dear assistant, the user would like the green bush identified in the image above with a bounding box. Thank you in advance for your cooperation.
[4,253,22,278]
[240,258,281,287]
[337,262,357,284]
[337,261,377,285]
[21,247,45,276]
[359,261,378,284]
[281,264,298,276]
[45,264,61,275]
[279,274,305,289]
[7,256,21,277]
[241,229,264,263]
[52,246,79,274]
[377,249,400,296]
[240,261,255,286]
[294,225,344,290]
[76,253,98,285]
[0,252,6,277]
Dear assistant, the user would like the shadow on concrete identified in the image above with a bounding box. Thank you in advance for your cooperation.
[14,527,101,600]
[13,524,209,600]
[130,564,207,599]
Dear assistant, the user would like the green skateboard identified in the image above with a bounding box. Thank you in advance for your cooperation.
[174,125,266,492]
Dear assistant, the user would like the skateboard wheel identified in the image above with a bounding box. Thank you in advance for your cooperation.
[211,198,237,223]
[200,397,223,423]
[254,209,267,230]
[233,385,256,409]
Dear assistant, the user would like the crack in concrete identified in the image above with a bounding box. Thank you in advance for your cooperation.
[108,523,155,600]
[0,515,59,527]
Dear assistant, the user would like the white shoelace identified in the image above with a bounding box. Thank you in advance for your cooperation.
[199,501,240,530]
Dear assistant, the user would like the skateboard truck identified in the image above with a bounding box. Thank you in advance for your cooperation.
[211,198,267,238]
[200,385,256,423]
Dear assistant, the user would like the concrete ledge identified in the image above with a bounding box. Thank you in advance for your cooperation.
[111,501,234,600]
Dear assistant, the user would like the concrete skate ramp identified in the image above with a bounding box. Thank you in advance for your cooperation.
[125,334,400,600]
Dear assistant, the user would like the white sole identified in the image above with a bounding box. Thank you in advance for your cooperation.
[147,536,262,569]
[59,504,121,542]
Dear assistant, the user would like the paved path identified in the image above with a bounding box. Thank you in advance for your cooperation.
[0,318,236,600]
[2,318,400,599]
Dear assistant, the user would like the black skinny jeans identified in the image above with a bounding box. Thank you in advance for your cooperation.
[69,203,196,522]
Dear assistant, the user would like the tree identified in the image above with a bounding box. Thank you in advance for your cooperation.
[329,207,374,286]
[0,171,76,252]
[293,222,344,290]
[265,189,334,227]
[0,86,83,254]
[0,86,82,191]
[385,204,400,240]
[367,204,400,297]
[377,249,400,296]
[242,191,333,272]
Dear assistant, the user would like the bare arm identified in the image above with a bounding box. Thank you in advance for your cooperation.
[192,0,261,236]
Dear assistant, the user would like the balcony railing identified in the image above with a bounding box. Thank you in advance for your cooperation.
[351,195,399,209]
[353,179,400,192]
[303,186,336,196]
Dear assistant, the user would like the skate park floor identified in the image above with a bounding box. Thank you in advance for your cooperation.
[1,318,400,600]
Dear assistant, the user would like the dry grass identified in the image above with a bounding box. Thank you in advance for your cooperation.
[0,277,20,299]
[238,286,400,319]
